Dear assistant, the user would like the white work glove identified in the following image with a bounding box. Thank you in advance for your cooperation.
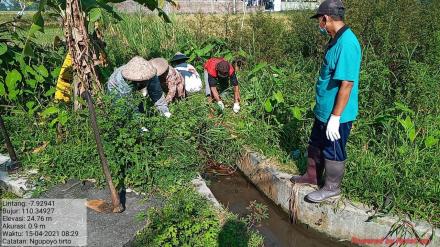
[326,115,341,142]
[163,112,172,118]
[233,102,240,113]
[217,101,225,111]
[140,87,148,97]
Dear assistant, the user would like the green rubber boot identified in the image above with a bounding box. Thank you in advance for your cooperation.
[306,159,345,203]
[290,145,324,185]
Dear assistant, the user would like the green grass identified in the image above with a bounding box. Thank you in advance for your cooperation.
[0,11,60,27]
[0,188,18,200]
[34,27,63,46]
[0,188,19,210]
[0,11,34,23]
[1,11,63,49]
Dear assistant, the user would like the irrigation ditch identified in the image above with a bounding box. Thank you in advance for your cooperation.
[205,171,353,247]
[226,151,440,247]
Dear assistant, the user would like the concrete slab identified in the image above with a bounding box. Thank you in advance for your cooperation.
[192,174,222,209]
[238,151,440,247]
[0,154,11,167]
[0,154,34,198]
[43,179,160,247]
[1,164,222,247]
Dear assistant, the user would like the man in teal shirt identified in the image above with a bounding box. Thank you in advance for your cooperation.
[290,0,362,203]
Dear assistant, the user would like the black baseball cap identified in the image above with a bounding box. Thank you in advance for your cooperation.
[169,52,189,64]
[216,60,230,78]
[310,0,345,19]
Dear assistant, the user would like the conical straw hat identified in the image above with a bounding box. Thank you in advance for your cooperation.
[121,56,156,81]
[149,57,169,76]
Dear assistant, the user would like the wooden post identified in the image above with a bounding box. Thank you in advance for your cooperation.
[0,113,20,173]
[64,0,122,212]
[82,90,123,213]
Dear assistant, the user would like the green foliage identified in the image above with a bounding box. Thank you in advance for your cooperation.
[4,92,246,192]
[202,2,440,226]
[188,2,440,225]
[184,38,243,71]
[133,186,264,247]
[218,216,264,247]
[243,201,269,230]
[133,186,221,247]
[0,188,19,210]
[0,20,63,111]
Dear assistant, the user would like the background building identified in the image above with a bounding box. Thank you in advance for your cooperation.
[115,0,320,14]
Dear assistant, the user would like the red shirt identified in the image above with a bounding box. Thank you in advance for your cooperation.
[203,58,235,78]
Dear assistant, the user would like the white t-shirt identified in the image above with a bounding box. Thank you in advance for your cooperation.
[175,63,202,93]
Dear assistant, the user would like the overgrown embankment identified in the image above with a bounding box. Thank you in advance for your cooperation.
[1,0,439,235]
[103,0,440,226]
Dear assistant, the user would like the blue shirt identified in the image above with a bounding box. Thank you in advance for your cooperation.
[314,26,362,123]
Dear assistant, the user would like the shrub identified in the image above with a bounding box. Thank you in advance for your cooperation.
[133,186,264,247]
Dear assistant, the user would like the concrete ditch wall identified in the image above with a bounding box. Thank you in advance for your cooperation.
[237,151,439,246]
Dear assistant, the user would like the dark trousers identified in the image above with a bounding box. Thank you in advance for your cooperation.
[146,76,163,103]
[308,118,352,161]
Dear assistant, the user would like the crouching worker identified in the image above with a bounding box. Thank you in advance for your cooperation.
[150,58,185,103]
[204,58,241,113]
[107,56,171,118]
[170,52,203,94]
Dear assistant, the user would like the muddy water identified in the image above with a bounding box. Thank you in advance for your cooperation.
[206,172,356,247]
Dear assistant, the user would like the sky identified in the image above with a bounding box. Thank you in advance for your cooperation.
[1,0,15,7]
